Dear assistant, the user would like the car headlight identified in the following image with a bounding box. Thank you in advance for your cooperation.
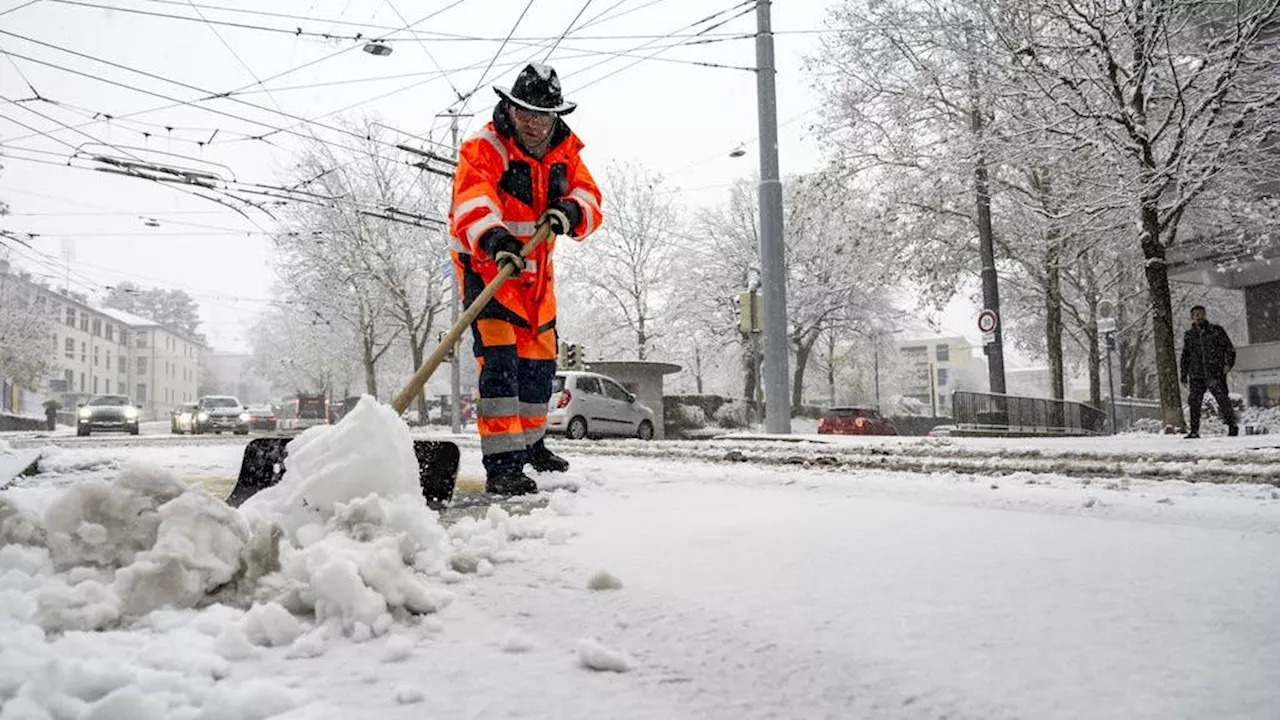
[78,408,92,419]
[198,412,209,422]
[124,407,138,419]
[239,413,251,422]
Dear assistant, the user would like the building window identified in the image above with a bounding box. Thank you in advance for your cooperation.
[136,333,147,349]
[105,378,111,394]
[119,330,129,347]
[92,318,101,337]
[93,346,99,366]
[79,372,85,392]
[79,314,88,332]
[64,337,74,359]
[136,384,146,402]
[937,368,949,387]
[93,376,98,394]
[65,308,75,327]
[105,324,114,342]
[936,344,950,362]
[64,369,73,387]
[106,352,111,370]
[80,341,86,363]
[137,357,148,374]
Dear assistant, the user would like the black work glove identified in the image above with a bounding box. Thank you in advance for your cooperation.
[478,227,524,272]
[540,197,582,236]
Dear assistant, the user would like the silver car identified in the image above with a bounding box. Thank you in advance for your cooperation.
[547,371,655,440]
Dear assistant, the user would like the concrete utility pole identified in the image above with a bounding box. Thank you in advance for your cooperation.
[446,112,463,434]
[755,0,790,433]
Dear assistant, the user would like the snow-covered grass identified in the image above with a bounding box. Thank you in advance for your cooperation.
[2,405,1279,718]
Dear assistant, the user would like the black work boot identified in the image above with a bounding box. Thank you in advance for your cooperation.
[486,468,539,496]
[1228,425,1239,437]
[527,441,569,473]
[1184,431,1200,439]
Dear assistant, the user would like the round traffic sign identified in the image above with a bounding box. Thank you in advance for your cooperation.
[977,309,999,334]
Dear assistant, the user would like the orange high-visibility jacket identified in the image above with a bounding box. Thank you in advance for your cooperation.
[449,117,603,331]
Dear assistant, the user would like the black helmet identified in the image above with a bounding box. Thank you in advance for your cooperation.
[494,63,576,115]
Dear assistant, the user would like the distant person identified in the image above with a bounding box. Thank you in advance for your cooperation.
[1179,305,1237,438]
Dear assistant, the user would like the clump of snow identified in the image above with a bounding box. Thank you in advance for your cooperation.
[382,634,415,662]
[587,570,623,591]
[240,602,303,647]
[575,638,632,672]
[500,629,536,653]
[394,685,425,704]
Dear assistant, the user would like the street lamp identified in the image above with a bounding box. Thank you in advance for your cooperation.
[363,41,392,56]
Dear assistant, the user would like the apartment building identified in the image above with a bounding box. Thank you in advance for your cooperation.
[894,335,989,417]
[0,263,202,420]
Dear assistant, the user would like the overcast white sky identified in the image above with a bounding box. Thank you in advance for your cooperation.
[0,0,986,355]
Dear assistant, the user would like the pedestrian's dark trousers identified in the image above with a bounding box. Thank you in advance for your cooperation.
[1188,376,1236,432]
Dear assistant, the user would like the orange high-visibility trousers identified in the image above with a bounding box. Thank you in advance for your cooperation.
[461,263,558,474]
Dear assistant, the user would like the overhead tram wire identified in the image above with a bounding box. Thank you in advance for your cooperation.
[380,0,465,102]
[0,0,468,149]
[0,38,438,165]
[183,0,288,114]
[545,0,595,61]
[459,0,538,110]
[457,0,757,137]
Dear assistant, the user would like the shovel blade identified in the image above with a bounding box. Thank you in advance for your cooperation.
[226,437,460,507]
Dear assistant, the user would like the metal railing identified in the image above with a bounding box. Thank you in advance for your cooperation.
[1104,397,1163,433]
[952,391,1106,436]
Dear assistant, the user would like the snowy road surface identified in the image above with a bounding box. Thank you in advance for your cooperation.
[2,424,1279,719]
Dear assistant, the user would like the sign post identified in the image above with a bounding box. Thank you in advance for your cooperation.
[1098,300,1118,434]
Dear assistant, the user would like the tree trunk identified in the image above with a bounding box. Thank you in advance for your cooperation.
[694,346,703,394]
[826,332,837,406]
[409,333,428,423]
[1045,238,1065,400]
[637,312,647,361]
[742,336,757,404]
[792,332,819,414]
[363,349,379,398]
[1140,206,1185,431]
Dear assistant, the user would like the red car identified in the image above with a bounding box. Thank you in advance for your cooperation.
[817,407,898,435]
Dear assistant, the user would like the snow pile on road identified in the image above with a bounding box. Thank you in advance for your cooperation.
[0,395,576,717]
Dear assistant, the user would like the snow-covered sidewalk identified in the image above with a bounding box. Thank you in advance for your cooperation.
[2,413,1279,719]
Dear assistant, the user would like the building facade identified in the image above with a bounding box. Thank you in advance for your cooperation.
[894,335,988,417]
[0,263,202,419]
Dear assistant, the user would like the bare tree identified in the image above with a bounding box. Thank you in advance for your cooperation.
[271,119,451,410]
[567,161,679,361]
[996,0,1280,430]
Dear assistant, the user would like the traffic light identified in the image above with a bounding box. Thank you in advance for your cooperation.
[566,343,580,369]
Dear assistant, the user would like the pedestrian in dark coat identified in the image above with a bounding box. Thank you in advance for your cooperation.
[1179,305,1238,438]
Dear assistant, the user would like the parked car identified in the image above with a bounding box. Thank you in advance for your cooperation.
[927,424,956,437]
[77,394,140,436]
[171,402,198,434]
[817,406,898,436]
[193,395,249,435]
[547,371,655,440]
[244,406,278,432]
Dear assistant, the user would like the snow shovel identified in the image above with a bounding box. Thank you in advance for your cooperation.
[226,221,555,508]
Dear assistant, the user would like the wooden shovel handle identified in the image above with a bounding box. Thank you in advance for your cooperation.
[391,221,554,415]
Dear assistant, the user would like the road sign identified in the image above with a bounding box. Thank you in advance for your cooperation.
[977,309,999,334]
[1097,300,1115,320]
[1098,317,1117,333]
[982,331,996,345]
